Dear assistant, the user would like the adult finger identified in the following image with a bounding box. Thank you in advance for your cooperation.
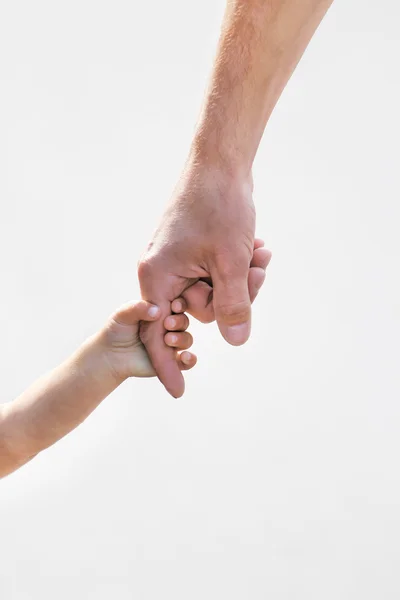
[248,268,266,303]
[210,255,251,346]
[178,281,214,324]
[250,247,272,270]
[176,247,272,323]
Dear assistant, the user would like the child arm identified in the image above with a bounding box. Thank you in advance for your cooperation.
[0,299,195,479]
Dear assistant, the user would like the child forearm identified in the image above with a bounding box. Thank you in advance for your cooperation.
[0,298,196,479]
[0,330,121,478]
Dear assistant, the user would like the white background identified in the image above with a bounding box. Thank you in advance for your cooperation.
[1,1,399,598]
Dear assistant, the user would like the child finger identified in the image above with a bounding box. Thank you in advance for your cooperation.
[164,331,193,350]
[111,300,160,325]
[178,351,197,371]
[250,247,272,270]
[164,313,190,332]
[171,297,188,314]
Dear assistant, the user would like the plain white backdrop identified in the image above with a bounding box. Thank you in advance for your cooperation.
[1,1,399,598]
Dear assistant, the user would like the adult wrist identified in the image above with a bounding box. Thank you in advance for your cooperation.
[188,135,252,182]
[184,140,254,199]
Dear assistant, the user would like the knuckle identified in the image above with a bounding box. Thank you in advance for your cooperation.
[216,299,250,324]
[213,251,249,282]
[137,259,153,279]
[137,258,154,281]
[216,265,234,282]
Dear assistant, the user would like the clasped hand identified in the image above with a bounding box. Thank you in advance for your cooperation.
[138,162,271,397]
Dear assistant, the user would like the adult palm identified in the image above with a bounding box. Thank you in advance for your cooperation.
[138,164,271,397]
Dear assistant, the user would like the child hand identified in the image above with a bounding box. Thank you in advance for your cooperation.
[101,297,196,381]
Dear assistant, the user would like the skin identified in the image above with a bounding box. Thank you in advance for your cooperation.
[0,299,195,480]
[0,245,270,479]
[138,0,334,399]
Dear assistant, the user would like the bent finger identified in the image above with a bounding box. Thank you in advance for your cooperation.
[177,351,197,371]
[250,247,272,270]
[111,300,160,326]
[210,260,252,346]
[180,281,214,324]
[248,267,266,303]
[165,331,194,350]
[164,313,190,332]
[171,297,188,314]
[138,260,186,398]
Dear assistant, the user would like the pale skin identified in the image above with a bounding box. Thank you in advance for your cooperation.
[0,298,196,479]
[138,0,334,399]
[0,245,269,479]
[0,0,334,475]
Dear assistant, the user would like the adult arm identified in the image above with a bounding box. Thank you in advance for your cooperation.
[138,0,334,398]
[193,0,333,174]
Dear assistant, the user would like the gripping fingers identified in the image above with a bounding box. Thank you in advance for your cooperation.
[250,247,271,270]
[253,238,265,250]
[164,331,193,350]
[112,300,160,326]
[171,297,188,314]
[177,351,197,371]
[164,313,189,332]
[165,299,196,371]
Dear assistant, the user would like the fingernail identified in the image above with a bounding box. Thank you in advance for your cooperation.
[148,305,160,318]
[169,318,176,328]
[226,323,249,345]
[170,334,178,344]
[182,352,191,364]
[256,272,266,289]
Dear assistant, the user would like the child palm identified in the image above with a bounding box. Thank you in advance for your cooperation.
[102,298,196,380]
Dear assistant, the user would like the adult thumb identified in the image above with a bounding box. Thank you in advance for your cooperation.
[210,265,252,346]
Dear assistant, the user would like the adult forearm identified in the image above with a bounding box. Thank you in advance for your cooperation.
[0,332,121,477]
[191,0,333,175]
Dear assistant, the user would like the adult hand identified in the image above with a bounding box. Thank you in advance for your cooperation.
[173,237,270,324]
[138,162,271,398]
